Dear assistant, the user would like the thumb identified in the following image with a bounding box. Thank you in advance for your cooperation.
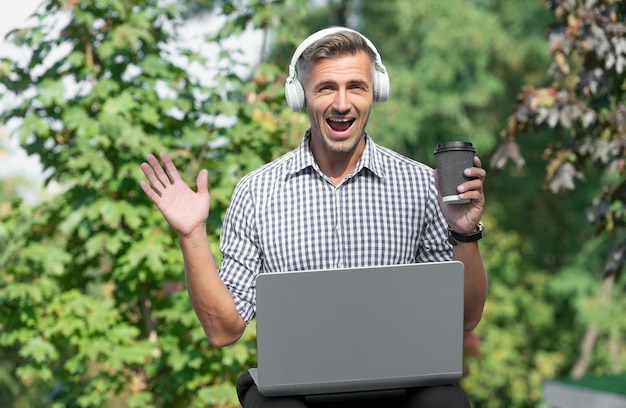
[196,169,209,195]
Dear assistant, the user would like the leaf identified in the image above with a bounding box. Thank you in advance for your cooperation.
[548,162,584,193]
[18,114,51,142]
[36,244,71,276]
[101,91,136,118]
[490,141,526,169]
[99,199,122,228]
[20,337,59,363]
[0,59,11,80]
[3,282,44,303]
[39,79,65,107]
[547,107,560,128]
[107,325,141,343]
[138,104,160,125]
[127,392,153,408]
[63,106,90,131]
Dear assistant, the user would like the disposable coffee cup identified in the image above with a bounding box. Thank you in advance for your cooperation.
[434,141,476,204]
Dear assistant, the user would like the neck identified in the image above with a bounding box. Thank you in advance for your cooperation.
[309,134,366,185]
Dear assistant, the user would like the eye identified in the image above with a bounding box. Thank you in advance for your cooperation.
[350,82,368,91]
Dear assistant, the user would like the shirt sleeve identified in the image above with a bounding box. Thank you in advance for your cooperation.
[218,180,262,324]
[416,175,453,263]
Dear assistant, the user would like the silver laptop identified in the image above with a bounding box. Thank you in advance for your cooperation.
[248,261,465,400]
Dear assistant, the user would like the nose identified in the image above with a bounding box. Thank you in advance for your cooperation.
[332,89,351,113]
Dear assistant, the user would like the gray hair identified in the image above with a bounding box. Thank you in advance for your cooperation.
[296,30,377,84]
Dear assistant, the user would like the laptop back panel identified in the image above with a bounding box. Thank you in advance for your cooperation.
[254,261,465,397]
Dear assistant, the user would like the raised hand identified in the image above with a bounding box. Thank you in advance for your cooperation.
[140,152,210,237]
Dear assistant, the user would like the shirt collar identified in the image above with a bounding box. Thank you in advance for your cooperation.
[290,130,387,180]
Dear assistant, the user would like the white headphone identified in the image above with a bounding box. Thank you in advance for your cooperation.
[284,27,390,112]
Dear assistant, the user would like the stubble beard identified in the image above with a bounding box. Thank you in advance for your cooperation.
[322,134,363,154]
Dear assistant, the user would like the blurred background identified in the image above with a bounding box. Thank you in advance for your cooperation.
[1,0,625,407]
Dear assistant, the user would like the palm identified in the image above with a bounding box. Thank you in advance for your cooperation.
[141,153,210,237]
[155,178,209,235]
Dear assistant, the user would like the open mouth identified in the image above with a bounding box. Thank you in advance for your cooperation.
[327,118,355,133]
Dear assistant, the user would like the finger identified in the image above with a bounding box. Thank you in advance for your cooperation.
[457,177,485,206]
[159,152,184,185]
[458,178,483,193]
[140,179,162,202]
[473,155,483,169]
[464,166,486,181]
[145,153,171,189]
[458,189,485,206]
[141,160,164,193]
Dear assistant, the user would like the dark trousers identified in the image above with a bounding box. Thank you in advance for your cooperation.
[236,369,471,408]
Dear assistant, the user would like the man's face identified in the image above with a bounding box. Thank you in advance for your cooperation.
[302,51,374,154]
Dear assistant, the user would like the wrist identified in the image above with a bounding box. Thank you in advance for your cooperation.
[178,225,208,243]
[448,222,484,246]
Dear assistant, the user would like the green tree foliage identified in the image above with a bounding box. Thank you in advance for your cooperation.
[0,0,307,406]
[358,0,554,165]
[496,0,626,262]
[357,0,600,273]
[493,0,626,380]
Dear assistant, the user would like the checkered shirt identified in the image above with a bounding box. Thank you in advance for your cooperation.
[218,131,453,324]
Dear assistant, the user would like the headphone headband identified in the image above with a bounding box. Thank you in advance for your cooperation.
[284,27,390,112]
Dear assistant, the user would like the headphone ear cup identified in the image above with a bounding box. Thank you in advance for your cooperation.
[285,78,305,112]
[373,70,390,103]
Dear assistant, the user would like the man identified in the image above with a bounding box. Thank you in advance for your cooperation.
[140,27,487,408]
